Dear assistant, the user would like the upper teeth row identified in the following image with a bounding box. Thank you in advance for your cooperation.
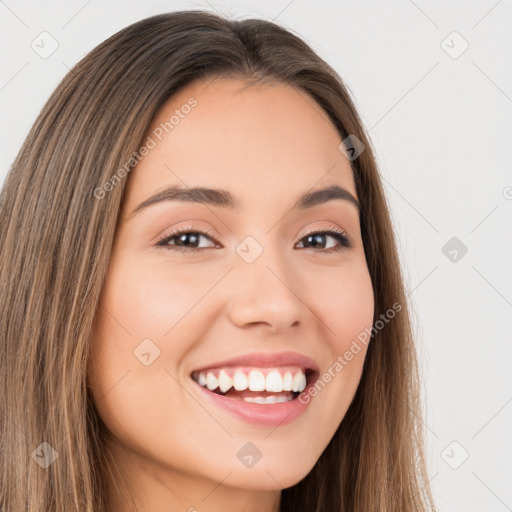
[196,368,307,393]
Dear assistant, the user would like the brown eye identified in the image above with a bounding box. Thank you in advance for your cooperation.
[156,229,218,252]
[295,228,352,253]
[155,226,352,253]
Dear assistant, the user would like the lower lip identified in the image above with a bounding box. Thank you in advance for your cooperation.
[191,380,314,427]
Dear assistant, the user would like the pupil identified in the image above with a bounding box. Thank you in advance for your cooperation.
[307,234,324,248]
[179,233,198,246]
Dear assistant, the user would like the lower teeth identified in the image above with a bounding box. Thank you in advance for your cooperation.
[198,381,298,404]
[242,395,294,404]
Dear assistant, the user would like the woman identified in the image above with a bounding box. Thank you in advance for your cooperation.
[0,10,437,512]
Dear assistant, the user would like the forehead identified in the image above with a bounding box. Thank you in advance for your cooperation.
[122,77,357,214]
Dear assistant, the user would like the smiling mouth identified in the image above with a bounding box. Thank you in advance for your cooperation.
[190,366,316,404]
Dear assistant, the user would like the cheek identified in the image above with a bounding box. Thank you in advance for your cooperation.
[303,262,375,345]
[284,264,373,466]
[87,270,191,451]
[87,256,214,415]
[99,256,215,341]
[301,262,374,404]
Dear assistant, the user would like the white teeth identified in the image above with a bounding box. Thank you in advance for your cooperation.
[195,367,308,394]
[233,371,248,391]
[243,394,294,404]
[292,372,307,392]
[248,370,266,391]
[265,370,283,392]
[298,374,307,392]
[282,371,293,391]
[217,370,233,393]
[206,372,218,391]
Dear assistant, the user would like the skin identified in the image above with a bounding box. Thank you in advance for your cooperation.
[87,77,375,512]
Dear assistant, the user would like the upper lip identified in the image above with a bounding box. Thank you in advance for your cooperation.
[190,350,319,375]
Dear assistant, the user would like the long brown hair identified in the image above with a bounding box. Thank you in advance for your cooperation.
[0,10,437,511]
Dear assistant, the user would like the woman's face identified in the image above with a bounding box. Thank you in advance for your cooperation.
[88,77,375,510]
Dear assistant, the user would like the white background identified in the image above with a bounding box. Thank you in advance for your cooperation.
[1,1,511,510]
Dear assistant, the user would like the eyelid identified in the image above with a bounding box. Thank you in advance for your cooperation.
[299,224,346,239]
[155,224,223,247]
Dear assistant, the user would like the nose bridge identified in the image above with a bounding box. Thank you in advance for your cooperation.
[236,230,292,288]
[226,234,306,331]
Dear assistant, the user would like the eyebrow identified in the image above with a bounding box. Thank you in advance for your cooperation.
[128,184,360,219]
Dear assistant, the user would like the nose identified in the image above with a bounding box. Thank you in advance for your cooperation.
[226,253,307,334]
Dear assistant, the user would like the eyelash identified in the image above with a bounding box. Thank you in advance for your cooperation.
[155,225,353,253]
